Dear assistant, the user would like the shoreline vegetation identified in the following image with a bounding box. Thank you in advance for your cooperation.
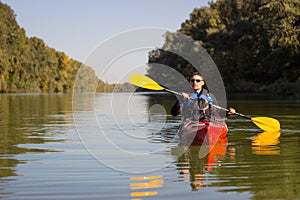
[147,0,300,98]
[0,2,134,94]
[1,0,299,98]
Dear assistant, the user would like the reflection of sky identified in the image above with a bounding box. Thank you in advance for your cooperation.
[73,93,176,173]
[94,93,167,149]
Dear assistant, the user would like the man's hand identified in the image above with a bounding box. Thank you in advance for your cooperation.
[182,92,189,100]
[227,107,236,115]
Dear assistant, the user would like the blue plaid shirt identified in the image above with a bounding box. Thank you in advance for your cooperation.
[183,91,213,110]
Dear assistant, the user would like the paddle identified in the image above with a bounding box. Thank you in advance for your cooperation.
[129,74,183,96]
[129,74,281,132]
[212,104,281,132]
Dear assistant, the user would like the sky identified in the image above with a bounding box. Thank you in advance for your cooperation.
[2,0,209,83]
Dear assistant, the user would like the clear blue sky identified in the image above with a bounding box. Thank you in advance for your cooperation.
[2,0,209,83]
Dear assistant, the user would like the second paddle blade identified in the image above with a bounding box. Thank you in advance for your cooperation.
[251,117,280,132]
[130,74,164,90]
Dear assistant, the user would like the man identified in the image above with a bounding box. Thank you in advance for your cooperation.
[171,72,235,122]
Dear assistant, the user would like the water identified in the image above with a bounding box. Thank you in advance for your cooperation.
[0,93,299,199]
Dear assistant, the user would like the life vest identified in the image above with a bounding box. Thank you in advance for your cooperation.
[182,96,211,122]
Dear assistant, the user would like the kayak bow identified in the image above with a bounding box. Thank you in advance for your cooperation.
[180,121,228,145]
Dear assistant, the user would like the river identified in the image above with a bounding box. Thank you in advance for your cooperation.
[0,93,299,199]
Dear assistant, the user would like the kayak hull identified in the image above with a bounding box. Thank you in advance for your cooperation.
[180,121,228,145]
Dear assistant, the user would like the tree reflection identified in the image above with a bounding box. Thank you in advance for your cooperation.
[0,94,72,180]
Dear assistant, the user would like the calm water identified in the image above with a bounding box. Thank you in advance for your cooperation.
[0,93,299,200]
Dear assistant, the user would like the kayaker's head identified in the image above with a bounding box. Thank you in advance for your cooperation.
[189,72,206,93]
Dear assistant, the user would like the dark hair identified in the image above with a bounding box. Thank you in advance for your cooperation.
[190,71,203,78]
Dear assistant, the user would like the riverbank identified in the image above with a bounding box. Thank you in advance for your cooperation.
[226,79,300,99]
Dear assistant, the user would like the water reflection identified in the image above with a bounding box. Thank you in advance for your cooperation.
[0,94,72,179]
[251,131,281,155]
[172,137,229,191]
[130,175,164,199]
[0,93,299,199]
[73,93,179,173]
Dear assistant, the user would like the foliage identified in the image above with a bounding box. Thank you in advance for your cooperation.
[0,2,119,93]
[147,0,300,95]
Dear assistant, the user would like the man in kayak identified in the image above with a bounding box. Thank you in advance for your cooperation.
[171,72,235,122]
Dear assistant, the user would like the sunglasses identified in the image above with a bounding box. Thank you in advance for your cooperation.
[190,79,204,83]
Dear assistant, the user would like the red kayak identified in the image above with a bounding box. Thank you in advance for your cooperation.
[179,121,228,145]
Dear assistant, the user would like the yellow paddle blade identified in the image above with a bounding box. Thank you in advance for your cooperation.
[251,117,280,132]
[130,74,164,90]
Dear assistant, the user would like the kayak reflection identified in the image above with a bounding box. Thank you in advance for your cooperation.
[251,131,281,155]
[172,136,230,191]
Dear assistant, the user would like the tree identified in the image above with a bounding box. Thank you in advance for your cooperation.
[0,2,117,93]
[148,0,300,94]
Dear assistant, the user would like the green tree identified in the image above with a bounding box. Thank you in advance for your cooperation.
[0,2,119,93]
[148,0,300,95]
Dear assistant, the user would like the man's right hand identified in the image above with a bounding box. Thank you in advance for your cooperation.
[182,92,189,100]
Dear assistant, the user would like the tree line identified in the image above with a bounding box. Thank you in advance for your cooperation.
[2,1,299,95]
[148,0,300,96]
[0,2,135,93]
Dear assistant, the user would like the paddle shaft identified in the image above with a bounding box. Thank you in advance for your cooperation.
[234,112,252,120]
[164,88,182,96]
[211,104,251,119]
[160,85,251,119]
[163,88,246,118]
[165,88,280,131]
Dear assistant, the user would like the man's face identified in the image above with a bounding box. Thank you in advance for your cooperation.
[190,75,204,92]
